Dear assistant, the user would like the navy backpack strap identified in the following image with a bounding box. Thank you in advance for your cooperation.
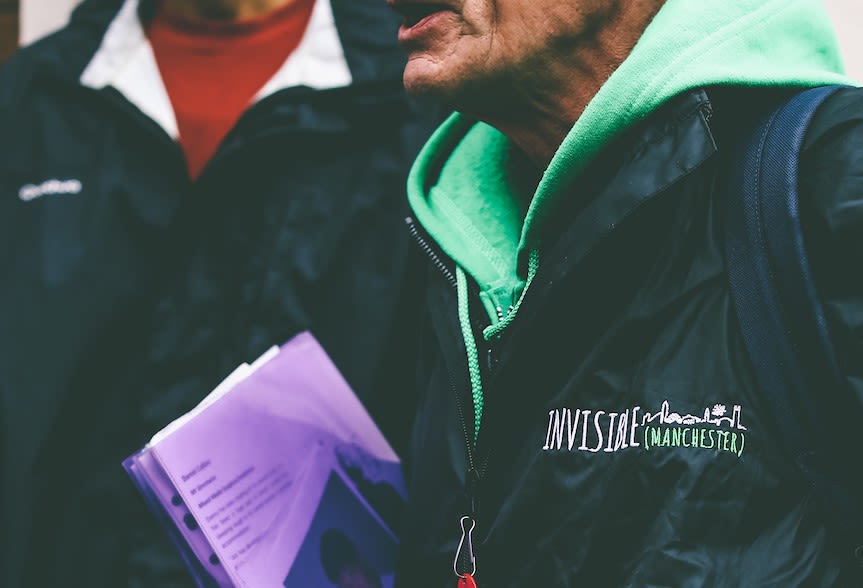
[724,85,863,573]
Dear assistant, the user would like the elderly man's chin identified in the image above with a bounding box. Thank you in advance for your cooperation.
[402,56,447,96]
[401,55,475,109]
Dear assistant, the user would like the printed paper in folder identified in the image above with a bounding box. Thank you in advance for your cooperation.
[123,331,404,587]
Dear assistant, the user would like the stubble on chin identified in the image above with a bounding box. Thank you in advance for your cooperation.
[401,55,452,100]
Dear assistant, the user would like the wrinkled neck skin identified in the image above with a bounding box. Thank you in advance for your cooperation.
[161,0,294,21]
[479,1,665,170]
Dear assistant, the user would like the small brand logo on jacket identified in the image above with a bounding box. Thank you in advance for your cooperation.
[542,400,748,458]
[18,179,83,202]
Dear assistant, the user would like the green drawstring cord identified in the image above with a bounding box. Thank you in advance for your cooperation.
[457,264,484,443]
[456,249,540,444]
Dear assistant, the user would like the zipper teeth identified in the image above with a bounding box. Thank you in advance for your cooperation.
[405,219,490,490]
[478,452,490,478]
[405,217,457,288]
[448,374,477,471]
[405,217,473,463]
[483,249,540,340]
[700,102,714,123]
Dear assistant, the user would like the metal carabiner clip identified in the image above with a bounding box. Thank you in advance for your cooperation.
[453,515,477,578]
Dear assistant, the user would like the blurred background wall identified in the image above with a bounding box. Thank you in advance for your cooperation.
[0,0,17,63]
[1,0,862,76]
[825,0,863,80]
[19,0,80,46]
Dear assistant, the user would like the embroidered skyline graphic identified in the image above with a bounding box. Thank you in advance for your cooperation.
[542,400,748,458]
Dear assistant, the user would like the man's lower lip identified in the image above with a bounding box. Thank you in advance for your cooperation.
[398,10,448,43]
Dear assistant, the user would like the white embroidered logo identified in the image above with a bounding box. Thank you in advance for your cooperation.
[542,400,749,458]
[18,179,83,202]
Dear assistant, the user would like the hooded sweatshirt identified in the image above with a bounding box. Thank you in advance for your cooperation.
[407,0,857,440]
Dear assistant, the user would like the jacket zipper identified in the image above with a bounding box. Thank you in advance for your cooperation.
[450,375,490,579]
[407,216,495,579]
[406,216,476,458]
[405,216,458,288]
[448,375,488,510]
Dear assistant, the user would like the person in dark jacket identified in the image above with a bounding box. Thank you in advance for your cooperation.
[387,0,863,585]
[0,0,438,586]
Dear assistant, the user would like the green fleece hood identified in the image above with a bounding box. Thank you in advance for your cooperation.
[409,0,854,322]
[406,0,856,440]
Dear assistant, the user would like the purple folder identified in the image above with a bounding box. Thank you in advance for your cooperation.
[124,332,404,587]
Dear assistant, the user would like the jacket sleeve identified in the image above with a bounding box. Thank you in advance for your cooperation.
[799,86,863,418]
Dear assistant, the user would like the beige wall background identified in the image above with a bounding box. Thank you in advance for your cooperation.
[16,0,863,79]
[19,0,79,45]
[825,0,863,81]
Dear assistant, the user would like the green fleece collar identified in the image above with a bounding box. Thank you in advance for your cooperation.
[407,116,534,321]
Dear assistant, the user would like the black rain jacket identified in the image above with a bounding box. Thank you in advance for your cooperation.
[397,87,863,587]
[0,0,439,586]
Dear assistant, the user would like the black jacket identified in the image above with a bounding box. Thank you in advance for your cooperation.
[398,87,863,586]
[0,1,438,586]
